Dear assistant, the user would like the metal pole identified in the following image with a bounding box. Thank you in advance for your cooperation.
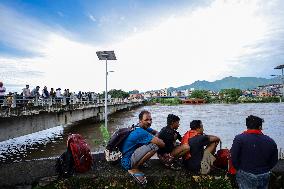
[105,59,108,128]
[281,68,284,103]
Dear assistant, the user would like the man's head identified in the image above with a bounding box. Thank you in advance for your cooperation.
[139,110,152,129]
[246,115,264,130]
[36,86,40,90]
[190,120,204,134]
[26,85,29,89]
[0,82,3,87]
[167,114,180,130]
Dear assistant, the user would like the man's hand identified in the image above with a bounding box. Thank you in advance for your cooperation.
[151,137,165,148]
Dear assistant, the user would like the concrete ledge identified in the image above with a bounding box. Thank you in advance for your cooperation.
[0,153,283,188]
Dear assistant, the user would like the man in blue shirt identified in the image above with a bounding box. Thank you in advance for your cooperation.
[231,115,278,189]
[120,110,165,185]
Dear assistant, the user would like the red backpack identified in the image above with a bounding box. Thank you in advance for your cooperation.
[67,134,93,173]
[214,142,236,175]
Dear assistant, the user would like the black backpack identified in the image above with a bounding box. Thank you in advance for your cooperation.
[55,147,75,178]
[105,124,135,162]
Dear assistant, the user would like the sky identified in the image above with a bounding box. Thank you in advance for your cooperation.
[0,0,284,93]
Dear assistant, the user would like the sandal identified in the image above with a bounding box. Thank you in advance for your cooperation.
[129,172,147,185]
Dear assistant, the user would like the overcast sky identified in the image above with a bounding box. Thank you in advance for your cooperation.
[0,0,284,93]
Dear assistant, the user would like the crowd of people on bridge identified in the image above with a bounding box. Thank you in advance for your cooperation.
[120,110,278,188]
[0,81,98,106]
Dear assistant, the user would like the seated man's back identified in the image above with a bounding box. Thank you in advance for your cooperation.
[183,134,210,173]
[231,132,277,174]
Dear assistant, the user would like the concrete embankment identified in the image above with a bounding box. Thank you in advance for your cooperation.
[0,102,142,142]
[0,153,283,188]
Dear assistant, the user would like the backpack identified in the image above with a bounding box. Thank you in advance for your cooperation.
[67,134,93,173]
[105,125,135,162]
[213,143,236,175]
[55,147,75,178]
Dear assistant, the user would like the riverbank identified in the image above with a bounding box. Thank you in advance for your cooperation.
[147,96,283,105]
[1,153,283,189]
[0,152,235,189]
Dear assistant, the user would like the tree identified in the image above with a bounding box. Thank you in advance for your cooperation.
[190,90,212,103]
[108,89,129,99]
[99,89,129,99]
[219,88,242,103]
[129,90,139,94]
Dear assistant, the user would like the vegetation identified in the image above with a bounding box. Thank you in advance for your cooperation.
[99,89,129,99]
[190,90,212,103]
[93,124,110,146]
[219,88,242,103]
[32,174,233,189]
[237,96,282,103]
[149,97,182,105]
[171,76,280,92]
[129,90,139,94]
[100,124,110,145]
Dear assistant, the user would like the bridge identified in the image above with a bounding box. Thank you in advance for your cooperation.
[0,95,144,142]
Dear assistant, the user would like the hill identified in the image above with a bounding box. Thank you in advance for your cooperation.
[169,76,281,92]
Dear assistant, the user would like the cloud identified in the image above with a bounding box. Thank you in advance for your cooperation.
[88,13,96,22]
[57,11,64,17]
[0,5,52,56]
[106,0,284,91]
[1,0,284,93]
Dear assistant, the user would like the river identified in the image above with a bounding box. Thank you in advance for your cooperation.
[0,103,284,164]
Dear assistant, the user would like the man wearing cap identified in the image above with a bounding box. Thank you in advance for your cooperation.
[231,115,278,189]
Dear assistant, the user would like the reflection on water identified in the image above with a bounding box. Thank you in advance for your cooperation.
[0,103,284,164]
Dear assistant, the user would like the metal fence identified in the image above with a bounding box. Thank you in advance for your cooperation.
[0,94,143,117]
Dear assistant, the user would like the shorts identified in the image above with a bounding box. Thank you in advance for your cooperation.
[130,143,159,168]
[200,149,216,174]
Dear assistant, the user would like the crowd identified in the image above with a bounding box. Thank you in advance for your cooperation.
[120,110,278,188]
[0,81,98,106]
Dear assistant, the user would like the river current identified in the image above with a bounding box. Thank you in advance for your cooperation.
[0,103,283,164]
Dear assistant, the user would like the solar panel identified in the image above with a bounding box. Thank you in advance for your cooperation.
[96,51,117,60]
[274,64,284,69]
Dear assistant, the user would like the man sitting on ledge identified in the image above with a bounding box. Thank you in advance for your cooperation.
[157,114,190,170]
[231,115,278,189]
[120,110,165,185]
[182,120,220,174]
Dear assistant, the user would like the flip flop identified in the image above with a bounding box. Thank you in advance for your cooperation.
[129,172,147,185]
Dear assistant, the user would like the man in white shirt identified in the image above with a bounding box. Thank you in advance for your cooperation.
[22,85,31,99]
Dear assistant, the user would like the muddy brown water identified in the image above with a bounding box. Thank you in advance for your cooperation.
[1,103,284,164]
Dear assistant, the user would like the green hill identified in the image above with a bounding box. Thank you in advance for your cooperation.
[169,76,281,92]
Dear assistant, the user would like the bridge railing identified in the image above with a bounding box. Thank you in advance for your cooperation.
[0,94,143,116]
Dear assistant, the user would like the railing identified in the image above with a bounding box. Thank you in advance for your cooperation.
[0,95,143,117]
[279,148,284,160]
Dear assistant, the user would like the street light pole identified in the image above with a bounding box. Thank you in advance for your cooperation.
[274,64,284,103]
[96,51,117,129]
[105,58,108,129]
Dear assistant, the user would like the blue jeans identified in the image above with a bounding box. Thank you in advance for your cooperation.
[236,170,270,189]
